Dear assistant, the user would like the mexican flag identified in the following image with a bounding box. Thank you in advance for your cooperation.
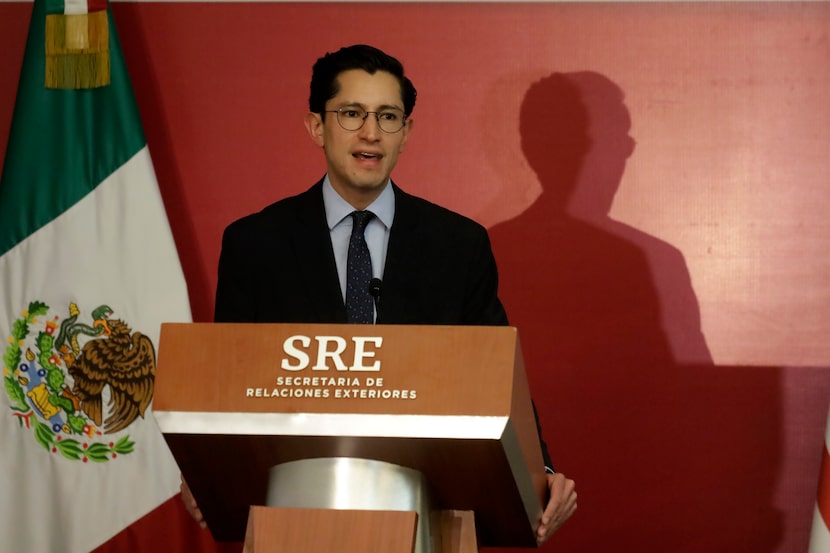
[0,0,193,551]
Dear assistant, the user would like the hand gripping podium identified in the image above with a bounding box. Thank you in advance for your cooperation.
[154,323,548,552]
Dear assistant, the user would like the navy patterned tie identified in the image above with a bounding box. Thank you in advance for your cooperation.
[346,210,375,324]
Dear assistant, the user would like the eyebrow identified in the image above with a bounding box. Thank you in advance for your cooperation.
[337,102,404,112]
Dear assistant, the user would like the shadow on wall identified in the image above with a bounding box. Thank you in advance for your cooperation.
[488,72,782,552]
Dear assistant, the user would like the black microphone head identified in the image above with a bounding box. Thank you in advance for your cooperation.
[368,278,383,299]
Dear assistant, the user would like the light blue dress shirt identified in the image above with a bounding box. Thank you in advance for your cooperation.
[322,175,395,304]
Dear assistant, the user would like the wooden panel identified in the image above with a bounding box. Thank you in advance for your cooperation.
[435,510,478,553]
[155,323,517,416]
[244,507,416,553]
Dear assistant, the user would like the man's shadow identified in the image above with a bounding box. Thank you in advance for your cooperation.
[488,72,782,552]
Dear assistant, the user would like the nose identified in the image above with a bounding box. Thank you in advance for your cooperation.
[358,113,382,139]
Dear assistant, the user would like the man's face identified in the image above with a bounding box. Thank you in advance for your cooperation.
[305,69,412,209]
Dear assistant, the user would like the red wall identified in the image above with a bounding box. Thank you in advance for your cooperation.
[1,3,829,553]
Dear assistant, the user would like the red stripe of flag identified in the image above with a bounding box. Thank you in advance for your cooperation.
[819,443,830,531]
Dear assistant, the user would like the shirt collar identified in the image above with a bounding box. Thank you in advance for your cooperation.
[323,175,395,230]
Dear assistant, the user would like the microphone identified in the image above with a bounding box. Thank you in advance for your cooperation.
[368,278,383,322]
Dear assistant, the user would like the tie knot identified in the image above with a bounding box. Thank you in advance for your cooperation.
[351,210,375,234]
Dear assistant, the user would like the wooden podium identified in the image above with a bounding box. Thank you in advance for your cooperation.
[154,323,547,552]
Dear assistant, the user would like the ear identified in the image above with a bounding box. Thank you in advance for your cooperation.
[398,117,414,153]
[304,112,325,147]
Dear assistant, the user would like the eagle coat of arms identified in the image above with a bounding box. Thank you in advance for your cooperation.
[3,301,155,462]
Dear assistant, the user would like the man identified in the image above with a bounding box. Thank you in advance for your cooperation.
[185,44,576,544]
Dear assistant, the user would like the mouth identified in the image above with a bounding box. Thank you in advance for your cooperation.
[353,152,382,160]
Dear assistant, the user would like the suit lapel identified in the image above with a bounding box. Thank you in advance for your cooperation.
[380,184,425,323]
[289,181,348,323]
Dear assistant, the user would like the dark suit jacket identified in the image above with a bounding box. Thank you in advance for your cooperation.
[214,179,552,467]
[215,179,508,326]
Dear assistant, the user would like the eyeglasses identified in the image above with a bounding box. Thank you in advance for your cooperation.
[325,106,407,134]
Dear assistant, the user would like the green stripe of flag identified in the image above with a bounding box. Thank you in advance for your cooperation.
[45,0,67,15]
[0,0,145,257]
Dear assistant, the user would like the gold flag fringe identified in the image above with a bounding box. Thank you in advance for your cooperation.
[45,10,110,89]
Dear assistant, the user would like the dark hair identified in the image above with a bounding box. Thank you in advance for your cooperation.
[309,44,417,116]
